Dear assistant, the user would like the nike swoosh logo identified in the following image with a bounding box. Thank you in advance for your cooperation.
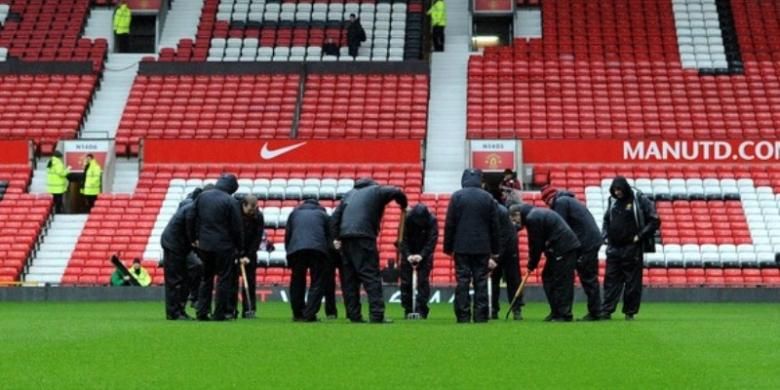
[260,142,307,160]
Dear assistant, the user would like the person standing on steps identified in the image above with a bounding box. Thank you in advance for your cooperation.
[427,0,447,52]
[113,0,132,53]
[47,151,69,213]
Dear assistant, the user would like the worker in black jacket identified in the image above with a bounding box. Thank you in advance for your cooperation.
[331,178,407,323]
[510,203,580,322]
[235,194,266,319]
[542,186,603,321]
[160,188,203,320]
[491,202,523,320]
[601,176,661,320]
[398,203,438,319]
[186,174,243,321]
[286,199,331,322]
[444,169,500,323]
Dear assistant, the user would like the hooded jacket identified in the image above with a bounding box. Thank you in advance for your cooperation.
[515,204,581,270]
[286,199,331,258]
[549,191,602,252]
[602,176,661,252]
[186,174,243,253]
[161,198,195,256]
[443,169,500,255]
[603,176,661,252]
[330,178,408,240]
[399,203,438,262]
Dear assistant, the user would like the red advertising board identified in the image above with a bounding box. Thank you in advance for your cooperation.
[523,140,780,164]
[0,140,30,165]
[128,0,162,11]
[143,139,421,164]
[474,0,513,12]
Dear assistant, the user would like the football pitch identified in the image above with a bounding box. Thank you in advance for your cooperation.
[1,302,778,389]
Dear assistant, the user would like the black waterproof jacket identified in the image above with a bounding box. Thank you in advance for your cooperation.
[444,169,500,255]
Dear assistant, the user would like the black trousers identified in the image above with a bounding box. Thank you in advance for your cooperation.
[323,258,343,317]
[240,257,257,315]
[577,248,602,316]
[340,238,385,321]
[116,33,129,53]
[53,193,64,213]
[162,248,188,319]
[490,248,522,316]
[186,253,203,304]
[541,251,577,320]
[348,42,359,57]
[84,195,97,212]
[432,26,445,51]
[289,250,327,320]
[602,245,643,316]
[399,257,432,317]
[196,249,237,320]
[454,253,490,323]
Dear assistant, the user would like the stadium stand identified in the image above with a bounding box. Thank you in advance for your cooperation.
[161,0,424,62]
[467,0,780,140]
[0,0,107,71]
[114,74,300,155]
[297,73,429,139]
[0,166,51,283]
[0,74,97,153]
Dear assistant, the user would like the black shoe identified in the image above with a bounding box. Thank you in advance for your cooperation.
[625,314,635,321]
[456,318,470,324]
[543,313,555,322]
[167,314,190,321]
[293,316,305,322]
[242,311,256,319]
[551,316,573,322]
[512,311,523,321]
[490,312,499,320]
[304,317,321,323]
[580,313,600,322]
[599,313,612,320]
[369,318,393,324]
[196,315,211,322]
[349,318,367,323]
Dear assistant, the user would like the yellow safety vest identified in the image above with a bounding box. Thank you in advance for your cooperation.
[81,160,102,196]
[114,5,132,34]
[46,156,69,195]
[130,267,152,287]
[427,1,447,27]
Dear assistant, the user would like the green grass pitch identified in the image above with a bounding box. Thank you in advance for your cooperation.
[1,302,778,389]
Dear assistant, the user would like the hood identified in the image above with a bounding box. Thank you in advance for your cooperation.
[609,176,632,200]
[215,174,239,194]
[300,198,324,210]
[407,203,431,225]
[354,178,377,189]
[461,169,483,188]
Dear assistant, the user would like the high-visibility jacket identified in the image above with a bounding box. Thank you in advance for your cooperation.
[46,156,69,195]
[113,4,132,34]
[81,160,102,196]
[427,0,447,27]
[130,267,152,287]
